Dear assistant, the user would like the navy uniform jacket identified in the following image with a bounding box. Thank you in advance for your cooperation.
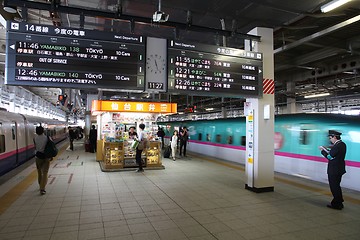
[321,140,346,175]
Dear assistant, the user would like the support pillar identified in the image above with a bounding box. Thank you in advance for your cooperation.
[286,81,299,113]
[244,27,275,192]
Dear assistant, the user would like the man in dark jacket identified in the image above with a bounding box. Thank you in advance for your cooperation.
[68,127,76,151]
[179,127,189,157]
[157,127,165,148]
[319,130,346,210]
[89,125,97,153]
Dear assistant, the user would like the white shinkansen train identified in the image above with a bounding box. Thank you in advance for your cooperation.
[0,110,68,176]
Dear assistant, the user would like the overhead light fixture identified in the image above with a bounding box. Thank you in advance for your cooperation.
[3,3,17,14]
[304,93,330,98]
[320,0,352,13]
[205,108,214,111]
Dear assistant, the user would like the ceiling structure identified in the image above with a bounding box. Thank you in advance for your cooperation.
[1,0,360,115]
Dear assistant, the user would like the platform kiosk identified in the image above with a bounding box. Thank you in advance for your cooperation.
[91,100,177,171]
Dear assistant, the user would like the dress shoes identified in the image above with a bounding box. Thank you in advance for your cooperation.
[327,204,343,210]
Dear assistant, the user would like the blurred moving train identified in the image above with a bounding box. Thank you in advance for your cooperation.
[160,113,360,192]
[0,110,68,176]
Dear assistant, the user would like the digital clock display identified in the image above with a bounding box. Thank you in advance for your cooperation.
[5,21,145,91]
[168,40,263,97]
[147,82,164,89]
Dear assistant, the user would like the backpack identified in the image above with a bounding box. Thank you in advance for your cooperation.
[44,136,58,158]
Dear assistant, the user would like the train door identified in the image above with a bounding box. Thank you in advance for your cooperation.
[24,120,33,159]
[0,122,5,154]
[11,121,19,165]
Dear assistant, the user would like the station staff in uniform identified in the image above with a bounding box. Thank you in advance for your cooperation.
[319,130,347,210]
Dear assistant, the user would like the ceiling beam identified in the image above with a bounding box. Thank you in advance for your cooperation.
[274,14,360,54]
[4,0,261,42]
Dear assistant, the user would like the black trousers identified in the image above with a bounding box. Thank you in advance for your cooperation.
[179,140,187,156]
[69,139,74,150]
[328,174,344,206]
[90,140,97,153]
[136,148,143,170]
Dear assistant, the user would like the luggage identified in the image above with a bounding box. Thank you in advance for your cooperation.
[163,145,171,158]
[85,143,91,152]
[85,139,91,152]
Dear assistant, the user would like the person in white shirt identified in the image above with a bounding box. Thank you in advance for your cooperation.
[171,130,178,161]
[33,126,51,195]
[135,123,146,172]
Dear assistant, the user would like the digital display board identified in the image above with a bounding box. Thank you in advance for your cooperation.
[5,21,145,91]
[168,40,263,97]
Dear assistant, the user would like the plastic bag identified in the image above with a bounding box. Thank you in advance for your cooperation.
[131,140,139,149]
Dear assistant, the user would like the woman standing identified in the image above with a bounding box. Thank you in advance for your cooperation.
[171,130,178,161]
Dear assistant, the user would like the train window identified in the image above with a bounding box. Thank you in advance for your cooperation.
[227,136,233,144]
[299,129,308,145]
[0,135,5,153]
[198,133,202,141]
[11,124,16,140]
[206,134,211,141]
[240,136,246,146]
[216,134,221,143]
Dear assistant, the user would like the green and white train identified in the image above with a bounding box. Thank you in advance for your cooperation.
[160,113,360,191]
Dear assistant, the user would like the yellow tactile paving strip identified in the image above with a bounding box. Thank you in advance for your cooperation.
[0,144,67,215]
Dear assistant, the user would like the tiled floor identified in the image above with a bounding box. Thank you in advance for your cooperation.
[0,140,359,240]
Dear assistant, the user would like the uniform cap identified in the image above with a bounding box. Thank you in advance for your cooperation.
[328,130,342,136]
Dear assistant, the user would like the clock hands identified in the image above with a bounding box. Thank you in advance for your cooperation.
[154,59,160,71]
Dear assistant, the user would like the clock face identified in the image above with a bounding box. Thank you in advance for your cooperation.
[146,54,166,74]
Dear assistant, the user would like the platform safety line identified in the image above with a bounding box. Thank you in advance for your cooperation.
[0,144,68,215]
[189,153,360,205]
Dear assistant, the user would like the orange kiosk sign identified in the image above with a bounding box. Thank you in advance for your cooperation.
[91,100,177,114]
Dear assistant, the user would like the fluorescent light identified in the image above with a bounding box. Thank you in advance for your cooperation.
[3,6,17,14]
[304,93,330,98]
[205,108,214,111]
[320,0,351,13]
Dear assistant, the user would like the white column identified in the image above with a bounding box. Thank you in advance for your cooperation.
[244,27,275,192]
[85,112,91,139]
[286,81,299,113]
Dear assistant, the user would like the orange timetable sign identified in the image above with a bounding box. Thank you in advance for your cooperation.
[91,100,177,114]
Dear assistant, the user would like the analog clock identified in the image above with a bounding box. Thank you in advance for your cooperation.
[146,54,166,75]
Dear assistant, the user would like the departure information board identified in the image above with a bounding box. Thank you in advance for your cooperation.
[168,40,263,97]
[5,21,145,91]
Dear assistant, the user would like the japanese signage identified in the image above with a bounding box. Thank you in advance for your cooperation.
[91,100,177,114]
[168,40,263,97]
[5,21,145,91]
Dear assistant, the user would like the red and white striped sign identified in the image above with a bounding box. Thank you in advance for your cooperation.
[263,78,274,94]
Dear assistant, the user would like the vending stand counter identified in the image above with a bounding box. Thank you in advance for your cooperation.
[91,100,177,171]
